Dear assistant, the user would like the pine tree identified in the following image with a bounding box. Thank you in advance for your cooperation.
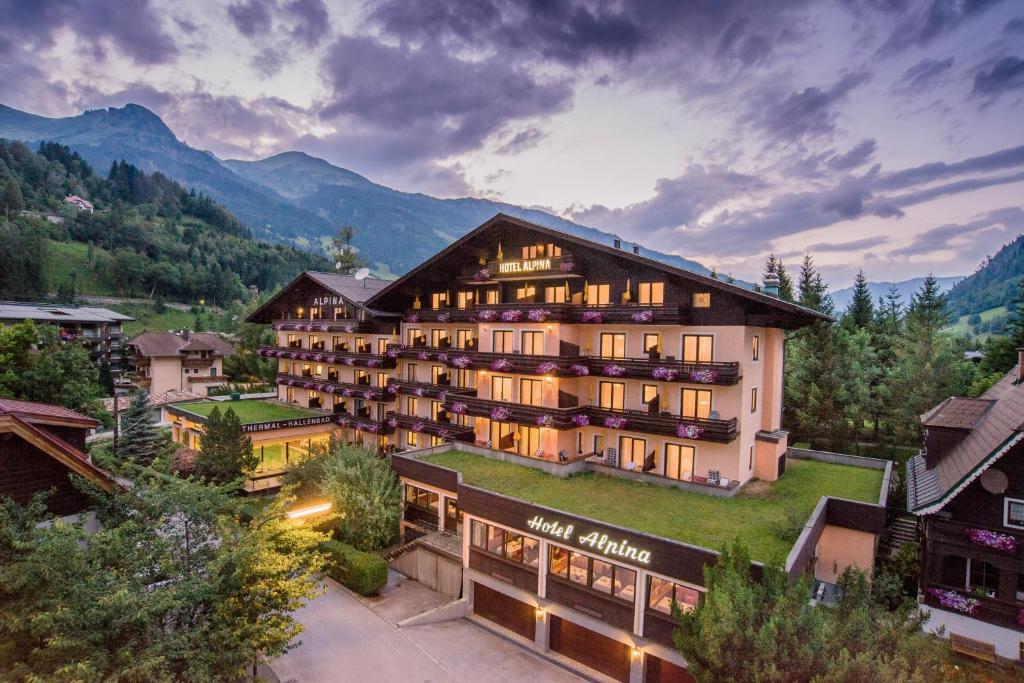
[1004,277,1024,347]
[119,390,163,465]
[2,178,23,215]
[777,259,795,302]
[97,360,114,394]
[196,407,256,484]
[797,254,833,314]
[844,270,874,329]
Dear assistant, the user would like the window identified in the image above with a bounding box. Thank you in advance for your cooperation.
[378,338,388,354]
[752,334,760,361]
[549,545,569,577]
[544,284,567,303]
[431,292,448,309]
[492,330,513,353]
[431,400,443,420]
[520,378,543,406]
[377,372,388,388]
[431,365,446,384]
[515,425,540,456]
[404,484,439,512]
[486,525,504,555]
[457,291,474,309]
[693,292,711,308]
[749,444,755,470]
[548,546,636,603]
[569,552,589,585]
[406,397,419,415]
[682,335,713,363]
[471,520,487,549]
[491,375,513,402]
[515,284,537,302]
[619,436,646,470]
[647,576,700,615]
[638,282,664,306]
[591,559,613,593]
[485,289,500,304]
[522,331,544,355]
[455,369,476,389]
[681,388,712,419]
[1005,498,1024,530]
[642,384,659,408]
[940,554,967,588]
[970,559,1000,597]
[751,387,758,413]
[407,328,422,346]
[664,443,695,480]
[643,333,660,354]
[430,329,445,347]
[586,283,611,305]
[599,381,625,410]
[407,363,418,382]
[600,333,626,359]
[456,329,473,349]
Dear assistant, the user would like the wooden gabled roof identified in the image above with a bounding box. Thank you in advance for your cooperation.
[0,412,114,493]
[246,271,395,324]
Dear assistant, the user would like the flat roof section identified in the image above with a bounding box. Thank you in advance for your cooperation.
[420,451,884,563]
[169,399,326,425]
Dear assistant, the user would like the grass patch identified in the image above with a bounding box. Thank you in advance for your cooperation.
[421,451,884,563]
[47,240,107,294]
[171,399,324,425]
[114,303,199,337]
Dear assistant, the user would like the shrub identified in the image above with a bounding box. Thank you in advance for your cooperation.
[320,540,388,596]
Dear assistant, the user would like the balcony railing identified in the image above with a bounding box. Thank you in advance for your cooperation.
[276,373,393,402]
[439,395,738,443]
[403,302,688,326]
[922,585,1024,632]
[273,318,374,333]
[386,411,475,442]
[335,413,395,435]
[386,379,476,401]
[927,518,1024,560]
[259,346,396,369]
[187,375,228,384]
[385,344,739,384]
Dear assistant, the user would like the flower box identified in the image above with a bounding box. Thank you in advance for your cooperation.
[477,310,497,322]
[677,423,704,440]
[602,364,626,377]
[501,309,523,322]
[603,415,628,429]
[366,359,382,368]
[927,588,979,615]
[417,351,431,361]
[528,308,551,322]
[536,414,554,428]
[411,421,425,433]
[652,367,678,381]
[449,401,468,415]
[631,309,653,323]
[571,363,589,376]
[474,268,491,282]
[536,361,560,375]
[689,369,717,384]
[559,261,574,273]
[572,413,590,427]
[490,406,511,421]
[491,358,513,371]
[450,355,472,369]
[406,313,420,323]
[967,528,1017,553]
[386,417,398,429]
[581,310,604,323]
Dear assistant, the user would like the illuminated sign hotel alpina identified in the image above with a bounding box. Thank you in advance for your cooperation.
[498,258,552,274]
[526,514,652,564]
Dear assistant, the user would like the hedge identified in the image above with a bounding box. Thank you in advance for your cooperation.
[320,540,388,596]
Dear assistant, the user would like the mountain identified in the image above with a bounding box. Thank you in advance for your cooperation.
[947,234,1024,316]
[829,276,963,311]
[0,103,713,278]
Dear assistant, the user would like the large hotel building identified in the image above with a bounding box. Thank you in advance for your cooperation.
[247,214,892,682]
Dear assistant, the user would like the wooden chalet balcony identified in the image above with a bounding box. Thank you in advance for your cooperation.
[276,373,392,402]
[404,302,685,325]
[443,395,581,429]
[385,344,739,385]
[927,518,1024,560]
[259,346,396,369]
[386,379,475,401]
[386,411,475,442]
[272,318,374,333]
[334,413,395,435]
[182,357,215,368]
[188,374,228,384]
[922,585,1024,632]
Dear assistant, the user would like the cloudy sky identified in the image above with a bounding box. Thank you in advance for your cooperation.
[3,0,1024,285]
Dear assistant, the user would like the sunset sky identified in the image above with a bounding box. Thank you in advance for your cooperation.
[2,0,1023,285]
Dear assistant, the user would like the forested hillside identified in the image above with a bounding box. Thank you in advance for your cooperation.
[947,234,1024,316]
[0,139,328,304]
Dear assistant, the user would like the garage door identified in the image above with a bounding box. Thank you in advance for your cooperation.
[549,615,631,683]
[473,582,536,640]
[645,654,694,683]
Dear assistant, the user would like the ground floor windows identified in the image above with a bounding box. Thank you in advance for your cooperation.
[405,484,439,514]
[647,576,700,615]
[619,436,647,470]
[664,443,695,480]
[470,520,540,568]
[548,545,636,603]
[252,435,329,474]
[939,553,1001,598]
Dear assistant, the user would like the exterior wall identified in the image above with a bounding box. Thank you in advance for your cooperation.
[921,605,1022,660]
[0,432,94,515]
[148,356,185,394]
[814,525,876,583]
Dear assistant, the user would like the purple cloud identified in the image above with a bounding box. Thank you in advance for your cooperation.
[745,71,871,143]
[827,139,878,171]
[891,206,1024,257]
[972,56,1024,98]
[897,57,955,91]
[876,0,1005,55]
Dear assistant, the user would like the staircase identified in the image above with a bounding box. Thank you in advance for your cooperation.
[879,514,918,559]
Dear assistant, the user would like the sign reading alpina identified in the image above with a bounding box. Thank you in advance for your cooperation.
[526,514,652,564]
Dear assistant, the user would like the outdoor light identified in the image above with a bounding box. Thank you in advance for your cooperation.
[286,501,333,519]
[535,607,545,620]
[631,647,642,660]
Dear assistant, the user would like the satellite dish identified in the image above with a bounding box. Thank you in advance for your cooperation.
[354,267,370,281]
[981,468,1009,494]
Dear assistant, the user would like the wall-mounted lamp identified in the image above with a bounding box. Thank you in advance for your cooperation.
[631,647,642,660]
[546,324,553,331]
[535,607,545,620]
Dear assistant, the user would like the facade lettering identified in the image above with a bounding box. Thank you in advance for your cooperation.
[497,258,552,274]
[527,514,652,564]
[242,415,334,433]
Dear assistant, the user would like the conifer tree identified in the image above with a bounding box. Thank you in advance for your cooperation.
[118,390,163,466]
[762,254,795,302]
[1004,277,1024,348]
[844,270,874,329]
[196,407,256,484]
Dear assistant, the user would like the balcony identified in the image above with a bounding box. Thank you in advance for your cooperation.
[403,302,690,326]
[187,374,228,384]
[386,379,475,401]
[273,318,374,333]
[444,395,580,429]
[385,344,739,384]
[259,346,395,370]
[387,411,475,442]
[922,585,1024,632]
[276,373,393,402]
[335,413,395,435]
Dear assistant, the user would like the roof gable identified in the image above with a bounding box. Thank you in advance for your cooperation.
[245,271,395,324]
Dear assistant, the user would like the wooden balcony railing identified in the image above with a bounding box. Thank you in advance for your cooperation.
[386,379,475,401]
[922,585,1024,632]
[335,413,395,435]
[259,346,396,369]
[273,318,374,333]
[187,375,228,383]
[404,302,688,325]
[927,518,1024,560]
[443,395,580,429]
[385,344,739,384]
[276,373,392,402]
[386,411,475,442]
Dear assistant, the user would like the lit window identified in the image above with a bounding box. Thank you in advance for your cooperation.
[586,284,611,305]
[682,335,713,363]
[599,381,625,410]
[643,333,660,354]
[1005,498,1024,530]
[457,291,473,309]
[600,333,626,359]
[522,331,544,355]
[492,330,513,353]
[406,430,418,447]
[752,335,761,361]
[638,282,664,306]
[431,292,448,309]
[693,292,711,308]
[682,388,712,420]
[751,387,758,413]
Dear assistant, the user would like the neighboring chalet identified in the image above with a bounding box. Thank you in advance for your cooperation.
[908,352,1024,662]
[0,398,114,518]
[0,301,133,378]
[127,331,235,396]
[63,195,93,212]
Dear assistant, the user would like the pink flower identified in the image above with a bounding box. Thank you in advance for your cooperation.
[501,310,523,322]
[602,364,626,377]
[528,309,551,322]
[603,415,628,429]
[536,414,554,427]
[571,363,589,376]
[490,406,511,421]
[450,355,472,369]
[536,361,560,375]
[652,367,678,381]
[631,310,653,323]
[450,401,468,414]
[967,528,1017,553]
[491,358,512,372]
[477,309,497,322]
[581,310,603,323]
[677,423,704,440]
[689,369,717,384]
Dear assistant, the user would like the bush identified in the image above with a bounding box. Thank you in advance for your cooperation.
[320,540,388,596]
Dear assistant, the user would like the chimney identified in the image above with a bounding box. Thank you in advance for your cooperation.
[1018,348,1024,383]
[613,238,621,249]
[632,245,640,255]
[763,277,781,298]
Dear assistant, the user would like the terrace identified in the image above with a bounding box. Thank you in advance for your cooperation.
[416,450,884,562]
[169,399,327,424]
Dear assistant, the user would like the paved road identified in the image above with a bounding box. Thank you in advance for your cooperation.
[273,579,582,683]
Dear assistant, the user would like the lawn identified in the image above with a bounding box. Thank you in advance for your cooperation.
[171,399,324,425]
[421,451,884,563]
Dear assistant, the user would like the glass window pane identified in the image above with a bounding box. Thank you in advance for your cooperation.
[549,546,568,577]
[614,566,636,602]
[486,525,504,555]
[505,533,524,562]
[675,585,700,613]
[522,537,539,567]
[591,559,613,593]
[569,552,589,585]
[649,577,673,613]
[471,520,487,548]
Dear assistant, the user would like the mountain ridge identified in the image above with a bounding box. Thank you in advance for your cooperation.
[829,276,963,311]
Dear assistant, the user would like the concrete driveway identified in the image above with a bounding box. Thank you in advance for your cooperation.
[273,577,583,683]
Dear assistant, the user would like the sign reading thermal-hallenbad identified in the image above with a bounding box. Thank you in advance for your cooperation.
[526,514,652,564]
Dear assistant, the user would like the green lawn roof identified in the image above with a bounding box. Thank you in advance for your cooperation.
[421,451,884,563]
[171,399,325,425]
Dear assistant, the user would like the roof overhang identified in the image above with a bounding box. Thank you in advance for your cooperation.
[911,431,1024,515]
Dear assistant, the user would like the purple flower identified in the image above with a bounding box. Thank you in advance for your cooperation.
[537,361,560,375]
[386,345,402,359]
[363,390,374,400]
[450,355,472,369]
[559,261,574,273]
[300,353,310,360]
[477,309,497,322]
[967,528,1017,553]
[602,364,626,377]
[367,359,382,368]
[450,401,468,415]
[536,414,554,428]
[474,268,491,282]
[571,413,590,427]
[413,387,425,397]
[581,310,603,323]
[411,421,425,433]
[631,309,653,323]
[406,313,420,323]
[677,423,704,440]
[501,309,523,322]
[437,352,449,363]
[491,358,512,372]
[927,588,980,615]
[417,351,430,361]
[528,309,551,322]
[302,381,313,389]
[337,417,350,427]
[490,406,511,421]
[689,369,717,384]
[437,312,452,323]
[652,367,678,381]
[437,428,450,440]
[603,415,628,429]
[386,416,398,429]
[437,391,447,403]
[343,358,355,366]
[386,383,399,394]
[342,388,353,397]
[344,324,355,333]
[571,363,589,376]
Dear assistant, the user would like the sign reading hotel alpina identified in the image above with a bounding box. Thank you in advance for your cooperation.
[242,415,334,433]
[497,258,552,274]
[526,514,652,564]
[312,295,347,307]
